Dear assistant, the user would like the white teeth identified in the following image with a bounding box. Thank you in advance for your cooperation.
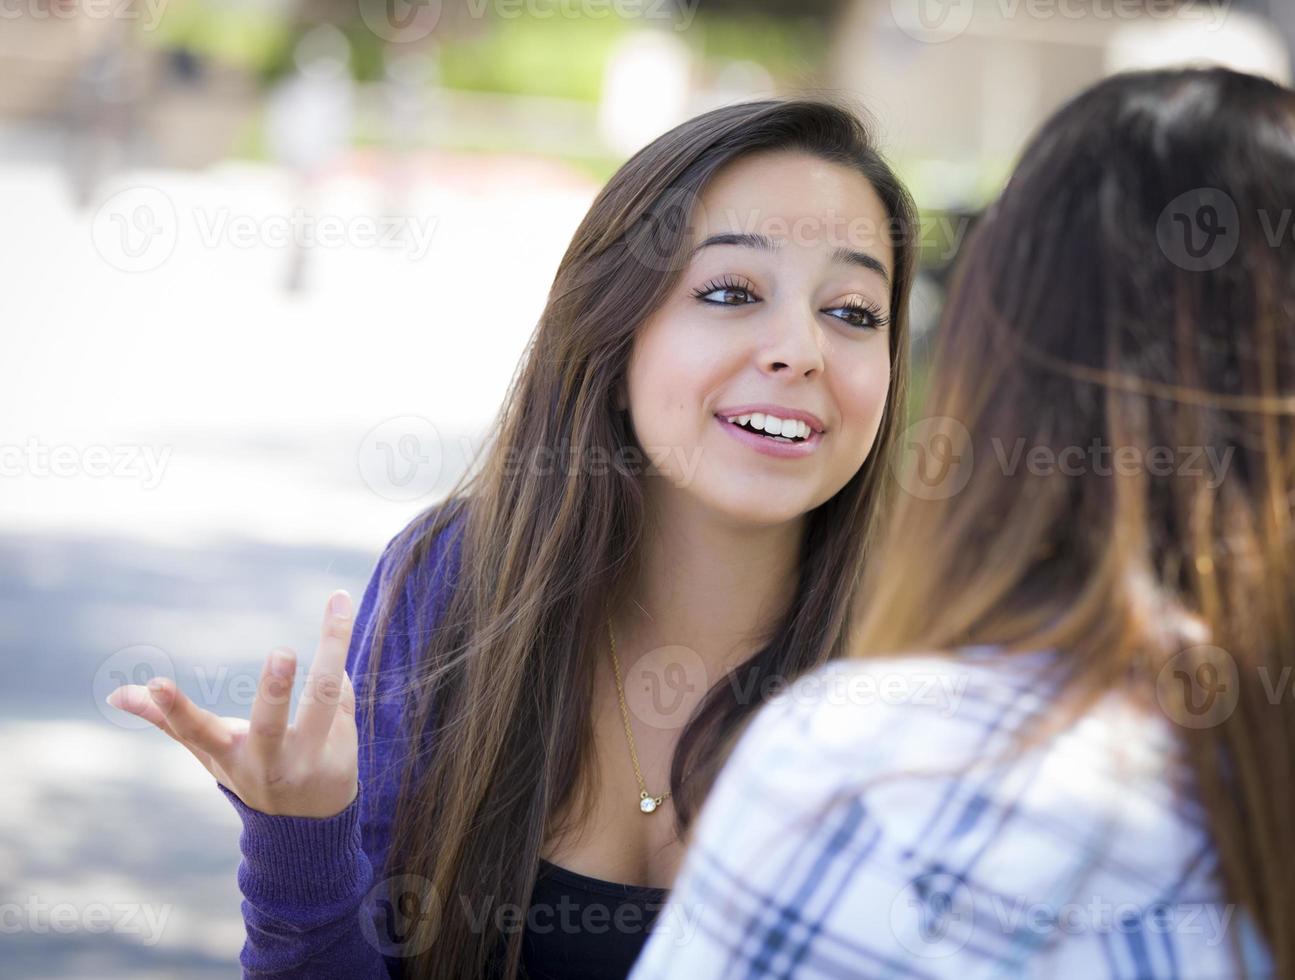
[724,412,814,440]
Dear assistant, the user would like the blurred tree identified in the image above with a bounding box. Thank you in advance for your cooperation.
[693,0,844,15]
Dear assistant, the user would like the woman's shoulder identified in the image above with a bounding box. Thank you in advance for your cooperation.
[710,647,1217,900]
[377,499,468,609]
[744,647,1180,774]
[349,499,468,694]
[364,500,468,636]
[654,651,1248,978]
[731,648,1076,778]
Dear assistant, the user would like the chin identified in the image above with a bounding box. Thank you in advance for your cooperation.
[693,481,822,528]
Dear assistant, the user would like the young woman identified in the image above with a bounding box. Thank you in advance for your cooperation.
[629,67,1293,978]
[105,97,919,978]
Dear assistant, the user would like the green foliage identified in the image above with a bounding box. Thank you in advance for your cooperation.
[437,16,630,101]
[689,14,827,79]
[254,23,392,87]
[140,0,292,74]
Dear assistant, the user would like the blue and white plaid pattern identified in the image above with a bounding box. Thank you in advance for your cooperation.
[629,650,1271,979]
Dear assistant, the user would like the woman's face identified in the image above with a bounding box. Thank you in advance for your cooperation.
[625,149,897,527]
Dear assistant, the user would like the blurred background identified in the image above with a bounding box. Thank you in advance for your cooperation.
[1,0,1292,975]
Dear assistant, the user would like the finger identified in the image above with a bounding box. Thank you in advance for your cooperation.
[113,678,233,766]
[338,668,356,725]
[246,647,296,769]
[109,683,178,732]
[109,684,184,739]
[295,590,354,752]
[145,677,238,766]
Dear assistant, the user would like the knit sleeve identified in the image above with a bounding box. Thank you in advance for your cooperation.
[218,511,460,979]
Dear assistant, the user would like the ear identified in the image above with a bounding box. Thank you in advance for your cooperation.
[614,381,629,412]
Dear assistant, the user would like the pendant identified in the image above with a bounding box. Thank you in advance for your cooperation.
[639,791,662,814]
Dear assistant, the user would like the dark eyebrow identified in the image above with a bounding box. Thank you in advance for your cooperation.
[830,246,891,287]
[688,232,891,287]
[688,232,780,257]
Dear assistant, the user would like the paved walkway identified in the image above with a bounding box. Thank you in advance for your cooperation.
[0,145,598,977]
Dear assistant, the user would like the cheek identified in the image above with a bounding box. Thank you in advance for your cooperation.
[834,344,892,458]
[626,318,737,448]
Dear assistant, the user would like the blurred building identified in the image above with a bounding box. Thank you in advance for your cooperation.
[832,0,1292,211]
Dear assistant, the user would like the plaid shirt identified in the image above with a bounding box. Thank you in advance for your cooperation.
[629,649,1272,979]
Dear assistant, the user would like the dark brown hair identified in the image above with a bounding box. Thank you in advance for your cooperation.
[852,67,1295,974]
[363,96,919,978]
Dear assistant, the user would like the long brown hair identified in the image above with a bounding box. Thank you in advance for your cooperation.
[852,67,1295,974]
[364,96,918,978]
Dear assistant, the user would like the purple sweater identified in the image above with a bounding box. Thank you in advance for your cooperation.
[217,515,460,978]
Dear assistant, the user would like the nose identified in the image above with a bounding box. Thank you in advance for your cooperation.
[759,310,825,379]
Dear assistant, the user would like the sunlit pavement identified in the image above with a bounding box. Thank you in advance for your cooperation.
[0,144,598,976]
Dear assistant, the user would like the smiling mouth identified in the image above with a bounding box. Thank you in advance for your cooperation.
[719,413,813,444]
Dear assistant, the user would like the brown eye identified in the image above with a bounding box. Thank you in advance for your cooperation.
[824,301,889,330]
[691,275,760,307]
[700,286,754,305]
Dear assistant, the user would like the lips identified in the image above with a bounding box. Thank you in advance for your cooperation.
[714,412,824,459]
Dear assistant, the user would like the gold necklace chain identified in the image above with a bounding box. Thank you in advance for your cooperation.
[607,619,670,814]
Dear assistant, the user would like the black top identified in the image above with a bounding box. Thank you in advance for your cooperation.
[519,859,670,979]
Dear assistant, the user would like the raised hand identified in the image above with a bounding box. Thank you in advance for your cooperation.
[106,590,360,818]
